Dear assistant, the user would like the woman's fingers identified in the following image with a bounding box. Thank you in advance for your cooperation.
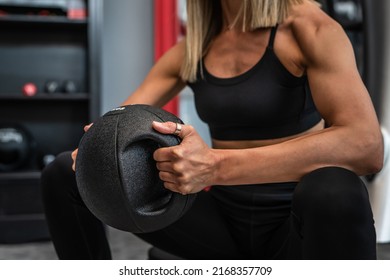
[84,123,93,132]
[71,148,78,171]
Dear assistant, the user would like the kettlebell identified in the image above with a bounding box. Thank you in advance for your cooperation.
[75,105,196,233]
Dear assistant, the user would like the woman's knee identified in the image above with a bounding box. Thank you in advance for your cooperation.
[292,167,376,259]
[292,166,372,220]
[41,152,73,184]
[41,151,80,202]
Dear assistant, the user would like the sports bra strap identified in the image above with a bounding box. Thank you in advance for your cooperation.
[268,24,279,49]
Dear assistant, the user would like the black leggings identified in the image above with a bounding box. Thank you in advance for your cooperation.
[41,151,376,260]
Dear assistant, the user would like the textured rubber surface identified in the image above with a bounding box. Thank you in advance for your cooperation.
[76,105,196,233]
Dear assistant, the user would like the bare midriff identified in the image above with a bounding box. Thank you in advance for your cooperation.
[212,119,325,149]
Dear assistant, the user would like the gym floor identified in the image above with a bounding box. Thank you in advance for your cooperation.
[0,227,389,260]
[0,227,150,260]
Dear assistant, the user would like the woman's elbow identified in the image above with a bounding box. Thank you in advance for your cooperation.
[359,130,384,174]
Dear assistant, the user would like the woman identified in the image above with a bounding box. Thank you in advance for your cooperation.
[41,0,383,259]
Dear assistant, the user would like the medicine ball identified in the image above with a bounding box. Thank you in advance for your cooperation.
[75,104,197,233]
[0,125,32,172]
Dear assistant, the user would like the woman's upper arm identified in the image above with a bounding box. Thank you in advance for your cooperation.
[297,19,378,130]
[293,14,383,173]
[121,39,187,107]
[300,21,377,129]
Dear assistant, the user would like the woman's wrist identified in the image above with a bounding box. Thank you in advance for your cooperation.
[209,148,230,186]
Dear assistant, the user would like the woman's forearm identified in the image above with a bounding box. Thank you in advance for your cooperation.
[212,126,383,186]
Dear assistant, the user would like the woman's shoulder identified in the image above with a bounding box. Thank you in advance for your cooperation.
[288,1,344,41]
[159,39,186,62]
[154,39,186,77]
[288,1,340,30]
[285,0,351,65]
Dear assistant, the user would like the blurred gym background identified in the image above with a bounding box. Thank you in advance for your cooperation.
[1,0,390,259]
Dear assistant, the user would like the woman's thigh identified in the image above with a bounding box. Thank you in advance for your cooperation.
[136,190,245,260]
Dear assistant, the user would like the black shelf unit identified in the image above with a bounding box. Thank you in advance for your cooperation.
[0,0,102,243]
[0,93,89,100]
[0,15,88,25]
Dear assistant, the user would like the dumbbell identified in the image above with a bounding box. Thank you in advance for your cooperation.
[44,80,78,94]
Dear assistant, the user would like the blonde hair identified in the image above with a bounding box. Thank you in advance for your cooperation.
[181,0,306,82]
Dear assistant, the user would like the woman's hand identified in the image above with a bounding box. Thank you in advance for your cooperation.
[71,123,93,171]
[152,121,219,195]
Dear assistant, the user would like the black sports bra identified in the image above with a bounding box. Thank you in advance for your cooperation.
[187,25,322,141]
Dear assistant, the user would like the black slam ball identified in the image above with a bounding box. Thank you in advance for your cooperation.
[75,105,196,233]
[0,125,32,172]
